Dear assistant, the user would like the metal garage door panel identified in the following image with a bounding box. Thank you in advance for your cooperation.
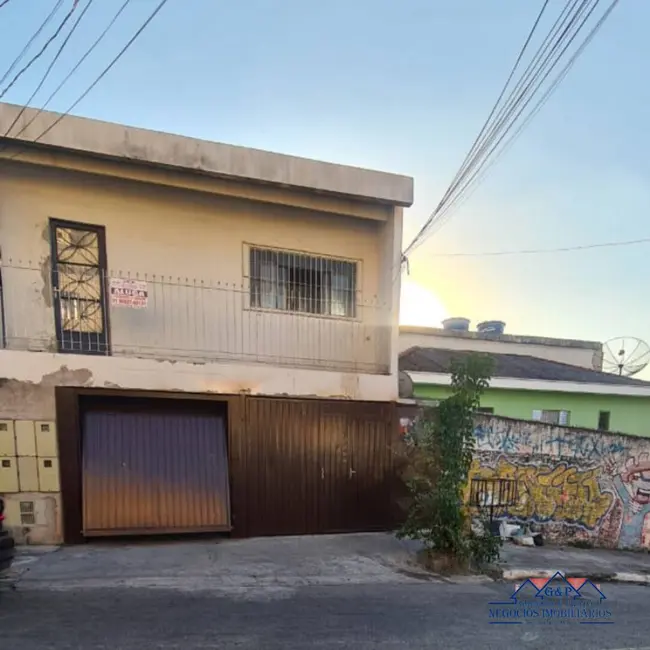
[236,397,397,537]
[82,411,230,535]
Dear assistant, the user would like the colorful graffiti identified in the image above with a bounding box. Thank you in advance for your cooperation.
[470,457,613,530]
[471,417,650,550]
[604,454,650,549]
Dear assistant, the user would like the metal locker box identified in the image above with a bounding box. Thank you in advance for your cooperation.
[15,420,36,457]
[0,420,16,457]
[0,457,19,492]
[38,457,60,493]
[18,456,39,492]
[35,421,58,457]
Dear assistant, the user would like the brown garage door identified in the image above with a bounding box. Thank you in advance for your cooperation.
[231,397,397,537]
[82,408,230,535]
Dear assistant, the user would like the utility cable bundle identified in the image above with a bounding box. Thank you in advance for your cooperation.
[402,0,621,260]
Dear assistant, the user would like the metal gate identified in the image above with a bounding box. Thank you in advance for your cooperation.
[82,409,231,535]
[232,397,397,537]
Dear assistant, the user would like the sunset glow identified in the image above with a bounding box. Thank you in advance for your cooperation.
[400,278,449,327]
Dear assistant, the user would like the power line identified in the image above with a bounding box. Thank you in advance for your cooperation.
[0,0,65,88]
[403,0,620,259]
[0,0,79,101]
[403,0,550,260]
[3,0,95,138]
[420,0,620,245]
[7,0,131,142]
[434,0,552,222]
[0,0,15,9]
[407,0,604,255]
[429,236,650,258]
[3,0,167,158]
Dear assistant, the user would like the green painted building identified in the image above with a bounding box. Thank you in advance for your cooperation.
[400,347,650,437]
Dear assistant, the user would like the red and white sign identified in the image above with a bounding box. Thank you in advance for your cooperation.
[110,278,148,308]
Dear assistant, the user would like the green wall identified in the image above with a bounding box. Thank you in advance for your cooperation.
[414,384,650,437]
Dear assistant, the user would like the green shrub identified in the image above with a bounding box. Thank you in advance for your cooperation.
[397,354,500,567]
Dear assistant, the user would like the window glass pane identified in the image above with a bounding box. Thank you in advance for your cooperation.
[331,261,354,317]
[56,227,99,265]
[249,247,356,318]
[60,299,103,332]
[57,264,101,300]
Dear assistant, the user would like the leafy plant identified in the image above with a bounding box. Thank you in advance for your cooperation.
[397,354,500,567]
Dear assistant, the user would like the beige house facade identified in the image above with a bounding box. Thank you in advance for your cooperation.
[0,103,413,545]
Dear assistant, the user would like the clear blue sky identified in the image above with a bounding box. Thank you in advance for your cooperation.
[1,0,647,350]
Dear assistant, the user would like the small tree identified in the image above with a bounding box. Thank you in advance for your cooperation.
[397,354,500,568]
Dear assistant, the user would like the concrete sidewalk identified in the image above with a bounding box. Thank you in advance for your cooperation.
[496,542,650,584]
[5,534,650,591]
[4,533,435,593]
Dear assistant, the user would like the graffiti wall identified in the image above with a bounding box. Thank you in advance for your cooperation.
[471,415,650,550]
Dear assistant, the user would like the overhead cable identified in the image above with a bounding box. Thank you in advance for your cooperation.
[3,0,95,138]
[402,0,621,259]
[420,0,620,244]
[0,0,80,100]
[428,235,650,258]
[0,0,65,88]
[4,0,131,143]
[3,0,169,158]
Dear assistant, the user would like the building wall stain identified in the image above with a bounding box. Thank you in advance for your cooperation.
[0,366,93,420]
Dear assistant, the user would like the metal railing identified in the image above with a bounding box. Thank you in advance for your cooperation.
[0,261,391,374]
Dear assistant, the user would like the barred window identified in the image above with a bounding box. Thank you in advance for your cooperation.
[249,247,357,318]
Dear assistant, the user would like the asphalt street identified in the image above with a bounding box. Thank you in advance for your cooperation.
[2,581,649,649]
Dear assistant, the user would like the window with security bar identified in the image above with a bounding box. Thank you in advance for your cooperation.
[50,219,109,354]
[249,247,357,318]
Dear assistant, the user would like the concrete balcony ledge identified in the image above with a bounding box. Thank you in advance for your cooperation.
[0,349,399,414]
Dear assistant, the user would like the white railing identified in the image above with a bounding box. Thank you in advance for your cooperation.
[0,261,391,374]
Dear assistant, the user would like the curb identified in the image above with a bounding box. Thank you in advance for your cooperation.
[499,568,650,586]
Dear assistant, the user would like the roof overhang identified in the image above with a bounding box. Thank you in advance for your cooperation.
[407,371,650,398]
[0,103,414,207]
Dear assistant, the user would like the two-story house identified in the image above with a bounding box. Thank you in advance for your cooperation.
[0,103,413,544]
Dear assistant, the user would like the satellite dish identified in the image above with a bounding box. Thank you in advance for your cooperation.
[602,337,650,377]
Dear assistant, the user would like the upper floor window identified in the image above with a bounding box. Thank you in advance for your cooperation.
[50,219,109,354]
[249,247,357,318]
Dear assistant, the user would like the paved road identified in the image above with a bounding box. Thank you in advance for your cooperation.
[2,581,649,649]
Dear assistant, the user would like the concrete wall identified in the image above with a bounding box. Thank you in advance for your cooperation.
[0,160,400,388]
[471,414,650,550]
[399,327,602,370]
[415,384,650,437]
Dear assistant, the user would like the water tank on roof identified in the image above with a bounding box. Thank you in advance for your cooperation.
[477,320,506,336]
[442,317,471,332]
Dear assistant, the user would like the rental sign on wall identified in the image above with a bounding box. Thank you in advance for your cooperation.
[109,278,148,308]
